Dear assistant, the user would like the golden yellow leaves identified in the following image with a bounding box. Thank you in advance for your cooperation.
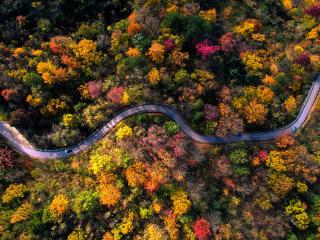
[148,42,165,64]
[148,68,161,84]
[2,184,28,204]
[36,61,69,85]
[49,194,69,219]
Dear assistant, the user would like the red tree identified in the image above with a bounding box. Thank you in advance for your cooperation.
[1,89,17,101]
[164,38,175,51]
[196,39,221,59]
[107,86,124,103]
[258,150,267,162]
[87,80,102,99]
[193,218,211,240]
[49,36,72,55]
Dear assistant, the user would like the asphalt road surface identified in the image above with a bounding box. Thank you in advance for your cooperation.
[0,75,319,160]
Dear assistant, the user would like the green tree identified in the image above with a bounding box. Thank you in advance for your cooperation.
[72,190,99,219]
[164,121,180,135]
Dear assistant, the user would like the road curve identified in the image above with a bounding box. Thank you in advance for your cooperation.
[0,75,319,160]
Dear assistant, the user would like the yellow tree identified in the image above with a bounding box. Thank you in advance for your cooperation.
[119,212,135,235]
[263,75,276,85]
[244,99,268,124]
[143,224,168,240]
[127,47,140,57]
[10,202,33,224]
[49,194,69,219]
[285,200,310,230]
[67,228,86,240]
[148,42,165,63]
[2,184,28,204]
[266,150,287,172]
[268,172,293,196]
[199,9,217,22]
[99,183,121,207]
[256,86,274,104]
[162,213,180,240]
[171,190,192,216]
[276,134,296,148]
[116,124,133,141]
[148,68,161,84]
[36,61,57,85]
[71,39,101,66]
[284,96,297,113]
[125,162,148,188]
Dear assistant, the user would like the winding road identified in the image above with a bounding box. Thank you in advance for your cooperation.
[1,75,319,160]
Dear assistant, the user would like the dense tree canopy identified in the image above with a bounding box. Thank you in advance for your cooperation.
[0,0,320,239]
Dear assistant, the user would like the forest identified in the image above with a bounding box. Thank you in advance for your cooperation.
[0,0,320,239]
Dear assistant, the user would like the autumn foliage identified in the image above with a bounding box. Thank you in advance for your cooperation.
[193,219,211,240]
[1,0,320,239]
[49,194,69,219]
